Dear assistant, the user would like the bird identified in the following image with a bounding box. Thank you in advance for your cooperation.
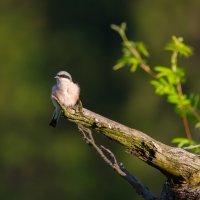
[49,71,80,127]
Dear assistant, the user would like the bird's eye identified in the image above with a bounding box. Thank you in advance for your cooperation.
[59,74,71,80]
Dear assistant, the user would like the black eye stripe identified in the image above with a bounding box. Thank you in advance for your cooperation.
[58,74,71,79]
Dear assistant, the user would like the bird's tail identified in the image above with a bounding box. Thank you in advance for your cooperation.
[49,109,61,128]
[49,117,57,127]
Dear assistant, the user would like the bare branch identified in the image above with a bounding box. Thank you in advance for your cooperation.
[183,144,200,150]
[100,146,158,200]
[100,145,126,176]
[78,124,114,167]
[78,124,158,200]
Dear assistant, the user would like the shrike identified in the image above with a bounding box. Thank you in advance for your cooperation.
[49,71,80,127]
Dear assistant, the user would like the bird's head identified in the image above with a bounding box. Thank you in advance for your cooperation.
[55,71,72,81]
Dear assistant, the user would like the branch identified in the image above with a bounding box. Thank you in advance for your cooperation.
[111,23,156,78]
[171,48,192,140]
[183,144,200,150]
[77,124,158,200]
[58,99,200,184]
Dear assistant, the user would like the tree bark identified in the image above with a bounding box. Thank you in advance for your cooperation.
[59,102,200,199]
[160,181,200,200]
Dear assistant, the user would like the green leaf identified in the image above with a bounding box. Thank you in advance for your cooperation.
[194,148,200,154]
[154,66,173,78]
[190,94,200,110]
[167,94,179,104]
[172,138,200,153]
[113,62,125,71]
[154,66,171,72]
[150,80,164,95]
[195,122,200,129]
[113,56,140,73]
[179,95,191,107]
[130,57,139,72]
[151,78,174,95]
[174,68,185,80]
[165,36,193,57]
[154,66,185,85]
[135,42,149,57]
[130,65,137,72]
[172,137,196,147]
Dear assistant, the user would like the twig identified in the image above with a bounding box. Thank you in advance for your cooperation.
[100,145,126,176]
[171,49,192,139]
[77,124,158,200]
[100,146,158,200]
[112,23,196,140]
[176,84,192,140]
[111,23,156,78]
[78,124,116,166]
[183,144,200,150]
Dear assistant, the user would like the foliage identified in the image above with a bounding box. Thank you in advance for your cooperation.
[112,23,200,152]
[172,138,200,154]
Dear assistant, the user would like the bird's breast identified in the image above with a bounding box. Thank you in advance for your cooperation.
[52,81,79,107]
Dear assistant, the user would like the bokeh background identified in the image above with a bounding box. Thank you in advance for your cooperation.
[1,0,200,199]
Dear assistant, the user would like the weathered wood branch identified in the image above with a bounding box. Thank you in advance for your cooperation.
[78,124,158,200]
[59,101,200,186]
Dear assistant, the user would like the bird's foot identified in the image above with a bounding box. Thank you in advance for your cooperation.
[74,100,84,115]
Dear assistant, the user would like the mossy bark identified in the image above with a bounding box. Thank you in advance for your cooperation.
[62,105,200,199]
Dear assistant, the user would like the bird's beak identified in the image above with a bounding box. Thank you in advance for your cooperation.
[54,75,59,79]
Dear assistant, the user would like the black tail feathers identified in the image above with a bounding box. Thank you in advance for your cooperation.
[49,118,57,128]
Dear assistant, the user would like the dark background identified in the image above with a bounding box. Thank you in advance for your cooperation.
[1,0,200,199]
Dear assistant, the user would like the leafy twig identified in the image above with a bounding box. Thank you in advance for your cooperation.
[111,23,200,140]
[111,23,155,78]
[169,37,192,139]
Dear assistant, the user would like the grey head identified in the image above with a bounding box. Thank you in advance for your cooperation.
[55,71,72,81]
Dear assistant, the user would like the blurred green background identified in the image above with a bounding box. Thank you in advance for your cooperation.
[1,0,200,199]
